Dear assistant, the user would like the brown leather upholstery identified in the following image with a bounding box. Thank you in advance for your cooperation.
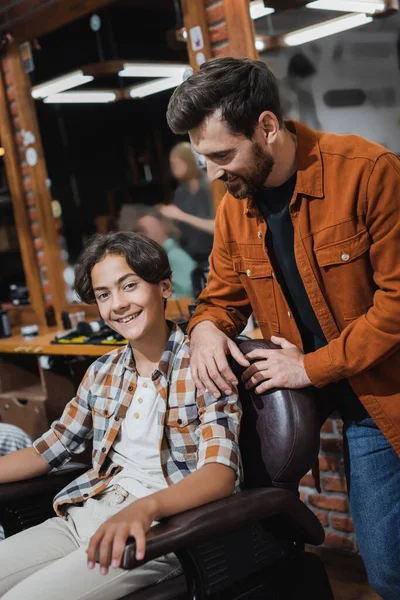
[235,339,320,491]
[120,487,324,571]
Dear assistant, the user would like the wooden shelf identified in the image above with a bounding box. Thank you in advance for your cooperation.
[0,329,115,357]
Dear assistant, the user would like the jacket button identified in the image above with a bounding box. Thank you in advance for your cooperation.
[128,385,133,392]
[114,415,120,421]
[287,311,292,318]
[246,269,251,277]
[177,418,183,425]
[257,231,262,239]
[102,446,106,452]
[341,253,350,262]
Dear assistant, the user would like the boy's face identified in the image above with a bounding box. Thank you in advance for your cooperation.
[91,254,172,342]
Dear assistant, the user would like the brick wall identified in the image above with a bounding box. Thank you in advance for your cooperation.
[300,415,357,551]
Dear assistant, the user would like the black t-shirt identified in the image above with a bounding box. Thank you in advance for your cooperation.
[255,174,365,420]
[256,173,325,354]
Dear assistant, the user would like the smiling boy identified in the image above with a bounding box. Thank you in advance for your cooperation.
[0,232,242,600]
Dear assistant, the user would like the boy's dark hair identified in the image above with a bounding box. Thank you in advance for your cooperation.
[167,57,283,139]
[75,231,172,304]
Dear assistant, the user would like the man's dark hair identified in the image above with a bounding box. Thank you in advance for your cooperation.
[75,231,172,304]
[167,57,283,139]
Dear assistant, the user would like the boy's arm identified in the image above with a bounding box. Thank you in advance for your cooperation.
[33,363,96,470]
[0,446,51,484]
[87,390,242,573]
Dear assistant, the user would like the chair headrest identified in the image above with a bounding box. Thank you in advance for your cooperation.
[233,338,320,491]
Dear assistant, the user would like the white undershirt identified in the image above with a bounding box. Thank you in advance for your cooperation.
[108,376,168,498]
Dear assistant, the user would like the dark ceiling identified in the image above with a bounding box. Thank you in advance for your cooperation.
[30,0,187,86]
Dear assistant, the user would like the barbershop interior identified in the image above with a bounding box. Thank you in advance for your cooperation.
[0,1,399,599]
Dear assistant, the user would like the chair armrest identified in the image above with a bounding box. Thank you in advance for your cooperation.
[0,462,88,505]
[121,487,324,570]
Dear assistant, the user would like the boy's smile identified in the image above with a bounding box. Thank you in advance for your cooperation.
[91,254,171,344]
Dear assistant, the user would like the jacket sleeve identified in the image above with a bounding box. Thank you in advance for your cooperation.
[33,363,96,468]
[304,153,400,387]
[195,387,242,489]
[187,199,252,339]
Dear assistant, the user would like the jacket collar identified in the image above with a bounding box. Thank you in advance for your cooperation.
[244,119,324,216]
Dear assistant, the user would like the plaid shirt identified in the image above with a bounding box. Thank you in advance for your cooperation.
[34,323,242,517]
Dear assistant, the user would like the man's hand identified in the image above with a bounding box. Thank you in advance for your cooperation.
[190,321,249,398]
[242,336,311,393]
[86,497,157,575]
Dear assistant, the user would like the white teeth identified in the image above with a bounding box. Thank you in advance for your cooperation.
[118,312,140,323]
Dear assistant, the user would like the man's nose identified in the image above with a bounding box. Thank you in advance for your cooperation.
[206,161,225,182]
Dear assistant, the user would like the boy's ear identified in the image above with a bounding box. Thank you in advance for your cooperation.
[161,278,173,298]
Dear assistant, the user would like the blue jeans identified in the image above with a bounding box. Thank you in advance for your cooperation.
[343,415,400,600]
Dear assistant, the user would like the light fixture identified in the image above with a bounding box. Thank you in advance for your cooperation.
[43,91,117,104]
[0,148,5,157]
[306,0,385,13]
[129,77,182,99]
[31,70,93,99]
[255,37,267,51]
[284,12,373,46]
[249,0,275,20]
[119,63,189,79]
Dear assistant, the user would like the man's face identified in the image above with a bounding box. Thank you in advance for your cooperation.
[189,112,274,199]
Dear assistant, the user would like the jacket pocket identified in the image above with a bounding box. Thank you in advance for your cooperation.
[233,256,279,331]
[314,229,374,320]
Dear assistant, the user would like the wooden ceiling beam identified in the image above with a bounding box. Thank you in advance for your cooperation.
[1,0,117,43]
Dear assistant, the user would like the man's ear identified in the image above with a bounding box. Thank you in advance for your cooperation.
[258,111,280,144]
[161,278,173,299]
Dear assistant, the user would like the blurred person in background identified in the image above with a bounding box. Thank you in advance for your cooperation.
[164,143,214,266]
[135,206,196,299]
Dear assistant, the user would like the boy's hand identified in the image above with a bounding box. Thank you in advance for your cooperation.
[86,497,157,575]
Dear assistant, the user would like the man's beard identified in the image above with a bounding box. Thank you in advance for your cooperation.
[223,143,274,200]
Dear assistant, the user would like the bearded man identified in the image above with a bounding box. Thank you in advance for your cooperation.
[167,57,400,600]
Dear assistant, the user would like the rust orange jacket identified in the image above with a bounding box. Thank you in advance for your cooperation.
[188,121,400,456]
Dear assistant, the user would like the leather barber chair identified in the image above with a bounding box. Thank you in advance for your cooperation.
[0,339,334,599]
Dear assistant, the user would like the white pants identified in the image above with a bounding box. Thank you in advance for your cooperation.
[0,486,181,600]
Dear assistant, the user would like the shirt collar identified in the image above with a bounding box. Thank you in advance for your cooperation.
[120,321,186,383]
[244,119,324,217]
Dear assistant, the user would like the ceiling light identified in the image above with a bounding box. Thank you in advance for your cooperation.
[250,0,275,20]
[43,91,117,104]
[255,38,267,51]
[306,0,385,13]
[129,77,182,99]
[32,70,93,99]
[284,12,373,46]
[119,63,189,78]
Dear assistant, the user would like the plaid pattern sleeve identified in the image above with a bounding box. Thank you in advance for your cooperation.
[195,388,242,489]
[33,362,96,469]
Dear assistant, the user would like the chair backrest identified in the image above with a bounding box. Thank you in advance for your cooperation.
[233,338,320,493]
